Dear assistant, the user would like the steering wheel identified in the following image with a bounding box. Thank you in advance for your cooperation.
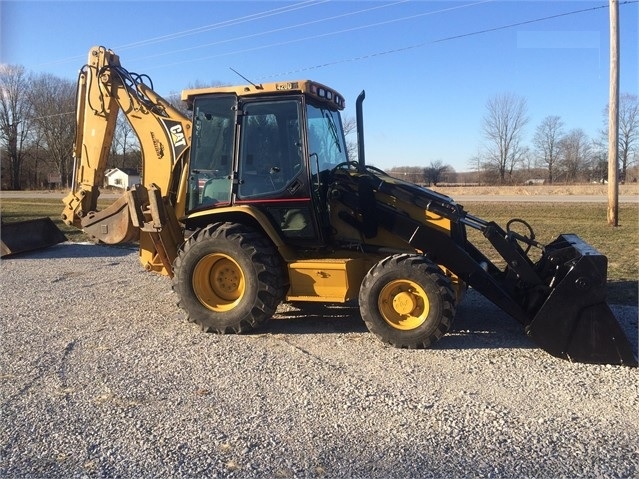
[331,161,359,173]
[506,218,536,254]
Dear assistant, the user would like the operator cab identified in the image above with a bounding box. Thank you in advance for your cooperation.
[183,80,348,245]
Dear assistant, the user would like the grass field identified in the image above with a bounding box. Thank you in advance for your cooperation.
[434,183,639,197]
[0,197,112,242]
[1,196,637,305]
[461,202,638,305]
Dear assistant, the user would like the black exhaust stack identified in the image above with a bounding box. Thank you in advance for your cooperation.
[356,90,366,173]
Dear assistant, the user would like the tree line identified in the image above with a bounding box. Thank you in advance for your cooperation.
[474,92,638,185]
[390,93,638,187]
[1,64,637,190]
[0,65,148,190]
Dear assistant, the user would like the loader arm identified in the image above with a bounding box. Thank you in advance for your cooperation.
[328,164,637,366]
[61,46,192,275]
[377,175,637,366]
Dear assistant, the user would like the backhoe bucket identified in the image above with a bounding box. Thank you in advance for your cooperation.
[0,218,68,258]
[526,234,637,367]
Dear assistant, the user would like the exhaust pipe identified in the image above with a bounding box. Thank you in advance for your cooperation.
[355,90,366,173]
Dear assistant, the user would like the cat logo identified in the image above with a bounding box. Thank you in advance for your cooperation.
[170,124,186,147]
[160,118,189,163]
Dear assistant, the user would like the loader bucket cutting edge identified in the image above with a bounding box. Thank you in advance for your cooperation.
[526,234,637,367]
[0,218,68,258]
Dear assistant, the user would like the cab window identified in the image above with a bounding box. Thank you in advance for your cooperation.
[306,102,348,176]
[187,95,235,210]
[238,99,303,199]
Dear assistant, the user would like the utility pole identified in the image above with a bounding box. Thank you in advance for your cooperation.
[608,0,619,226]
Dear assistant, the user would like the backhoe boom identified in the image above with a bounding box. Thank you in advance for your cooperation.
[61,46,191,275]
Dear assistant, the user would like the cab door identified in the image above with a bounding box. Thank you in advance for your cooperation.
[187,95,236,211]
[236,98,323,244]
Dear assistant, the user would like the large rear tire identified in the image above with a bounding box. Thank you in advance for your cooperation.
[359,254,456,349]
[172,222,287,334]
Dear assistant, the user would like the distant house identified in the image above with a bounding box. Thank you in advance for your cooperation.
[525,178,546,185]
[104,168,140,189]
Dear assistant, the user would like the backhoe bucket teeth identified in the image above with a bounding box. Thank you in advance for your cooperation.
[0,218,68,258]
[526,235,637,367]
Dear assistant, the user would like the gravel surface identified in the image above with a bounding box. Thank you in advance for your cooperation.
[1,243,638,478]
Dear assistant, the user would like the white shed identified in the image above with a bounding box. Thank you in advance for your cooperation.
[104,168,140,189]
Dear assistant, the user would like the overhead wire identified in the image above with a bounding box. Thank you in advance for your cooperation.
[262,1,634,79]
[132,0,413,61]
[21,0,636,123]
[143,0,495,69]
[139,1,637,78]
[38,0,328,67]
[112,0,330,51]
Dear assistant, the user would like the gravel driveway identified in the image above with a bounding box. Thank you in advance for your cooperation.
[1,243,637,478]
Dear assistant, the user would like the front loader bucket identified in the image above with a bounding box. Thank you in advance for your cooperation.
[526,234,637,367]
[0,218,68,258]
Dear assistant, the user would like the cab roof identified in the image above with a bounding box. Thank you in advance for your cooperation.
[181,80,345,111]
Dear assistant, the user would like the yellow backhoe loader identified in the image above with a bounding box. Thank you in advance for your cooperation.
[61,46,636,366]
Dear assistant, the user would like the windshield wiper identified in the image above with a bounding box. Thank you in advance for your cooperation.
[323,110,342,153]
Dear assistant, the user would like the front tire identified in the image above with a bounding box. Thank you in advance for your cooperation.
[359,254,456,349]
[172,222,287,334]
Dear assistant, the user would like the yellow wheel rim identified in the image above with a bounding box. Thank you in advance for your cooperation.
[193,253,245,312]
[378,279,430,330]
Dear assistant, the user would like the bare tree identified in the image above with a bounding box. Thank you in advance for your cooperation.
[423,160,450,186]
[558,129,592,182]
[481,92,529,183]
[166,80,224,117]
[603,93,639,182]
[467,152,484,185]
[28,73,76,187]
[0,64,32,189]
[532,115,564,184]
[342,115,358,161]
[618,94,639,181]
[589,149,608,183]
[166,91,190,118]
[111,111,141,169]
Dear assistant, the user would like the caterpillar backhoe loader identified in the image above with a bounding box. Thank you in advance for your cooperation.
[62,46,637,366]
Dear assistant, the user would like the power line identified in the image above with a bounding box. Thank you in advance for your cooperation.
[130,0,413,62]
[23,1,638,123]
[38,0,328,68]
[264,1,635,79]
[113,0,330,51]
[142,0,495,70]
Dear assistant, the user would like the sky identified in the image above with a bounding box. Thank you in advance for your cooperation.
[1,0,638,172]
